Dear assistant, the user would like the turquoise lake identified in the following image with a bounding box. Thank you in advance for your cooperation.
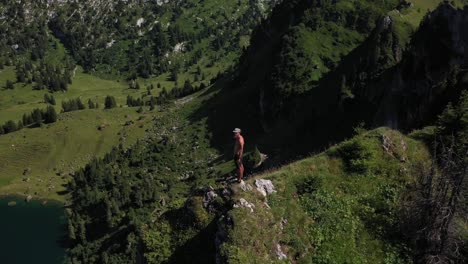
[0,197,67,264]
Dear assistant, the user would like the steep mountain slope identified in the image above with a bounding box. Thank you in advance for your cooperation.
[0,0,278,200]
[65,85,467,263]
[193,1,468,159]
[1,0,278,80]
[217,128,429,263]
[8,0,465,263]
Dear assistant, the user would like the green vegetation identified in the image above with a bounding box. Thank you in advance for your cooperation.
[0,0,467,263]
[0,108,151,201]
[104,96,117,109]
[66,95,221,263]
[219,128,430,263]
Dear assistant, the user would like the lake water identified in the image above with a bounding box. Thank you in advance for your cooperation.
[0,197,67,264]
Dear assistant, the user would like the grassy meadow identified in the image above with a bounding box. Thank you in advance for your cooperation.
[0,65,172,201]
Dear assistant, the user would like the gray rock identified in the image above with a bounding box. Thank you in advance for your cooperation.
[275,244,287,260]
[255,179,277,197]
[203,186,218,208]
[239,181,253,192]
[234,198,255,213]
[280,217,288,230]
[381,134,393,153]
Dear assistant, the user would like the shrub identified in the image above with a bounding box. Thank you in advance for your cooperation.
[243,146,262,168]
[336,138,376,174]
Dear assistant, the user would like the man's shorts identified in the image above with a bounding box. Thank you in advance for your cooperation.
[234,155,243,169]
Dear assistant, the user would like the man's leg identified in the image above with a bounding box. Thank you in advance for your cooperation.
[234,158,240,181]
[239,162,244,181]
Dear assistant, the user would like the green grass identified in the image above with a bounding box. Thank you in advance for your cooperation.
[0,66,149,123]
[0,64,171,201]
[298,22,364,82]
[220,128,431,263]
[0,108,154,201]
[390,0,468,38]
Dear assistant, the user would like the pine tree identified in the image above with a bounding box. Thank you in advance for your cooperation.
[44,106,57,123]
[76,98,85,110]
[126,95,133,107]
[5,80,14,89]
[105,96,117,109]
[88,99,95,109]
[3,120,17,133]
[32,109,43,126]
[17,120,24,130]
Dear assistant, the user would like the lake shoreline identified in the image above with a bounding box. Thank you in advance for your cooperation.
[0,193,66,206]
[0,196,68,263]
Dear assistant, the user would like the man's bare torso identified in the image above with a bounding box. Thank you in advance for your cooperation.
[234,135,244,157]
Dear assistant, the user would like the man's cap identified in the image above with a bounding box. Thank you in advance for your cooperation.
[232,128,241,133]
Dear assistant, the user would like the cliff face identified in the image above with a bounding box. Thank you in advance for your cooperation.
[312,4,468,131]
[197,3,468,159]
[371,5,468,129]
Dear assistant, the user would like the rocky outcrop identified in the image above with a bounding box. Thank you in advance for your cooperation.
[255,179,276,197]
[233,198,255,213]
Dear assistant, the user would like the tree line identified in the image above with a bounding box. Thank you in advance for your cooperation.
[0,106,57,135]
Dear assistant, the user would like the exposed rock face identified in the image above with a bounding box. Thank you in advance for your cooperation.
[373,4,468,129]
[234,198,255,213]
[255,179,276,197]
[240,181,253,192]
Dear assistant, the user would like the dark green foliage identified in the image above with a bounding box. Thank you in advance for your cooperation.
[40,0,273,79]
[62,98,85,112]
[244,145,262,168]
[104,96,117,109]
[5,80,14,89]
[436,90,468,150]
[334,138,376,174]
[126,95,143,107]
[32,108,43,126]
[2,120,17,133]
[24,107,57,126]
[22,113,32,126]
[44,106,57,124]
[270,28,313,99]
[17,120,23,130]
[67,111,216,263]
[155,81,203,105]
[43,94,56,105]
[88,99,97,109]
[18,59,74,91]
[296,175,322,195]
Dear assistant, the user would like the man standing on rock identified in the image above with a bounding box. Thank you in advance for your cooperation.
[233,128,245,183]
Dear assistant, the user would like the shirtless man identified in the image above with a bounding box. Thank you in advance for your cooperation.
[233,128,245,183]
